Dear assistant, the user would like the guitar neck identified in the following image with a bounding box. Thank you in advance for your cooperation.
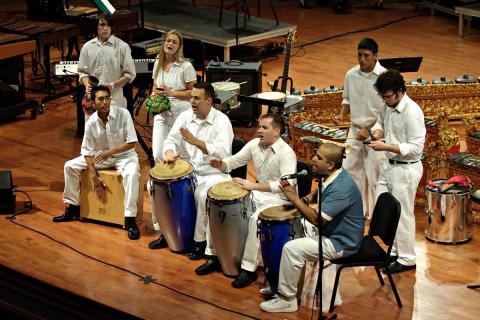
[280,49,291,93]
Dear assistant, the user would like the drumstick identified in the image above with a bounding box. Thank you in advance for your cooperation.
[237,81,248,86]
[216,78,232,90]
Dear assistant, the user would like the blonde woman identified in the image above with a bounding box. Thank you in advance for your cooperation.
[151,30,197,163]
[149,30,197,247]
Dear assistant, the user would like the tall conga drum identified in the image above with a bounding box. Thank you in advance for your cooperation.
[207,181,252,277]
[259,206,304,293]
[150,160,196,252]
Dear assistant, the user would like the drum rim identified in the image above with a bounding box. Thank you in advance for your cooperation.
[259,205,299,221]
[149,160,194,182]
[207,181,250,201]
[425,178,474,194]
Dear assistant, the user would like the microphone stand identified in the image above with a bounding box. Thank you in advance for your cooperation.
[315,174,337,320]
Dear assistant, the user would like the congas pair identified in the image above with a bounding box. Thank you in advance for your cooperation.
[150,160,196,252]
[207,181,252,277]
[258,206,304,293]
[425,178,474,244]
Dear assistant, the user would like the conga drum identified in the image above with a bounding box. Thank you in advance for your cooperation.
[207,181,252,277]
[425,178,474,244]
[258,206,304,293]
[150,160,196,252]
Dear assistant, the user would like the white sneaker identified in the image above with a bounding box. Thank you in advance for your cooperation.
[260,297,298,313]
[259,286,274,297]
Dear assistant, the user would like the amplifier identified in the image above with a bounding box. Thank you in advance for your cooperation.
[131,37,163,58]
[206,61,262,127]
[0,170,15,213]
[54,59,157,77]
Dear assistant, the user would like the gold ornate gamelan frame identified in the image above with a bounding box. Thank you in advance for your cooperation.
[289,83,480,222]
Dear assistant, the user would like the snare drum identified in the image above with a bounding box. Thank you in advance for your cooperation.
[212,81,241,111]
[284,95,304,114]
[258,205,304,293]
[425,178,474,244]
[207,181,252,276]
[150,160,196,252]
[257,92,287,113]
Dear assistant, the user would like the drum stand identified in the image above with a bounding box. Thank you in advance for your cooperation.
[315,175,337,320]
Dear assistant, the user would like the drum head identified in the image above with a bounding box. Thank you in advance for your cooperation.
[212,81,240,91]
[208,181,249,200]
[257,92,286,101]
[259,205,299,221]
[150,159,193,180]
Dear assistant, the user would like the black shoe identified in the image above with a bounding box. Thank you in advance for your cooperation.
[148,235,168,249]
[188,241,206,260]
[53,204,80,222]
[232,269,257,288]
[195,257,221,275]
[384,261,416,274]
[125,217,140,240]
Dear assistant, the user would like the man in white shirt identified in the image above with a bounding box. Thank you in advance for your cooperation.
[78,13,136,111]
[53,86,141,240]
[194,114,297,287]
[335,38,387,219]
[151,82,233,258]
[368,69,425,273]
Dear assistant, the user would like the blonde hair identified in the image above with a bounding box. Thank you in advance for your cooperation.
[152,30,185,86]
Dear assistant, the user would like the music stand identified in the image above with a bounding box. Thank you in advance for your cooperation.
[378,57,423,73]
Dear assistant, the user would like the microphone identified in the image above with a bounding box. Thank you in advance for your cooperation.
[280,170,308,180]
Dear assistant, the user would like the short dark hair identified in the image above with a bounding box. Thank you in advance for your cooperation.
[91,85,111,100]
[96,13,114,30]
[374,69,406,94]
[193,82,216,100]
[358,38,378,55]
[259,113,286,135]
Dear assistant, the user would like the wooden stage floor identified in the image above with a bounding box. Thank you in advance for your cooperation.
[1,1,480,319]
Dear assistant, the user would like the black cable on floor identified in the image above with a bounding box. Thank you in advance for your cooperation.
[6,212,261,320]
[294,13,424,50]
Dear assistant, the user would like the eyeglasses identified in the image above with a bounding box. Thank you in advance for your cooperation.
[379,92,396,100]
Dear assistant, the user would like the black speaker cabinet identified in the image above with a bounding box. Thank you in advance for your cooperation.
[206,61,262,127]
[0,170,15,213]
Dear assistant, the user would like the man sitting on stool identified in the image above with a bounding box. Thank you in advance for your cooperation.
[260,143,364,312]
[53,85,141,240]
[196,113,297,288]
[149,82,233,258]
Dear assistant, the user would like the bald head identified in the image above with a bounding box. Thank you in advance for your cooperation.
[318,143,344,169]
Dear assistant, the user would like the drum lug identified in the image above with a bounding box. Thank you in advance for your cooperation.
[289,220,295,239]
[241,207,248,220]
[167,185,173,200]
[219,210,226,224]
[268,231,274,243]
[257,220,261,239]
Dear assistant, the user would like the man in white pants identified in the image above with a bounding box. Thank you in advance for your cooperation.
[335,38,387,218]
[152,82,233,259]
[368,69,425,273]
[195,114,297,287]
[53,86,141,240]
[260,143,364,313]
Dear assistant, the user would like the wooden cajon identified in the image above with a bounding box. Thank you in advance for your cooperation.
[80,169,143,227]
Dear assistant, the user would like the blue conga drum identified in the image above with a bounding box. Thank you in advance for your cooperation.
[258,205,304,293]
[150,160,196,252]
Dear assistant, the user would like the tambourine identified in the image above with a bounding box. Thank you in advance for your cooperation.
[82,93,96,115]
[145,94,171,115]
[82,76,99,116]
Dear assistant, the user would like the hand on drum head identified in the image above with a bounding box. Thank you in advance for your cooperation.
[232,177,255,190]
[209,158,226,171]
[163,149,177,165]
